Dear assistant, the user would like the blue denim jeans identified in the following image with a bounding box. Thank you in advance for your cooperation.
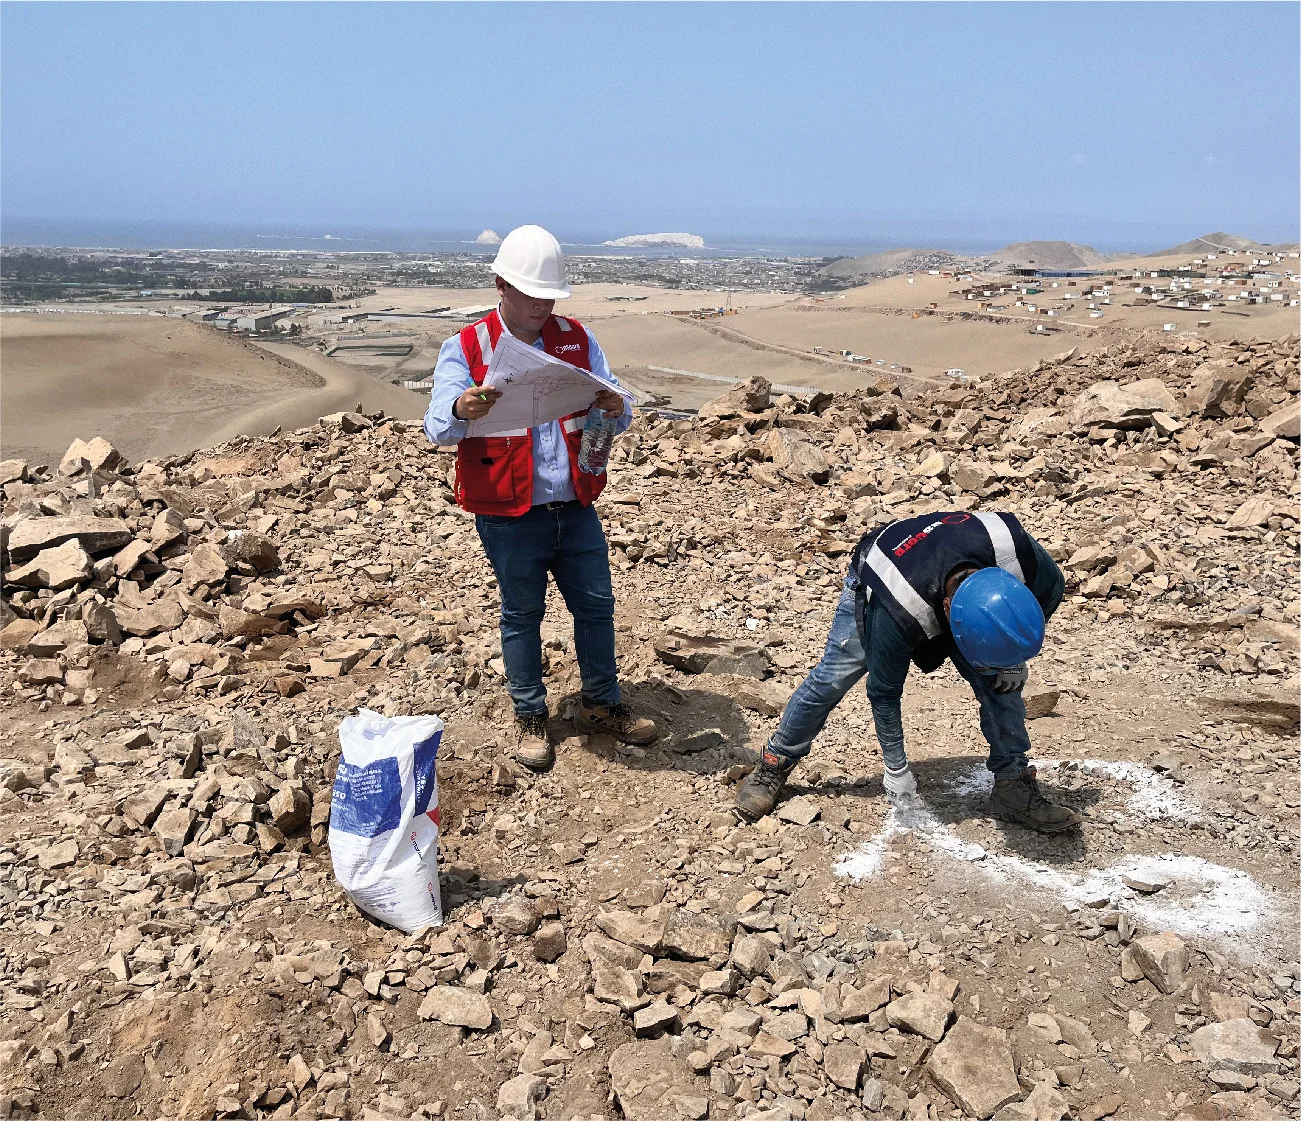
[475,502,620,717]
[768,585,1030,779]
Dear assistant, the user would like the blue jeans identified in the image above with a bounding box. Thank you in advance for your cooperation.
[768,586,1030,779]
[475,502,620,717]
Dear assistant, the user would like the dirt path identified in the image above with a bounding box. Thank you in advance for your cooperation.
[240,342,425,434]
[676,316,949,389]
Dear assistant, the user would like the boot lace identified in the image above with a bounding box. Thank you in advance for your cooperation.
[1020,767,1053,810]
[748,758,793,798]
[602,703,637,736]
[518,713,548,738]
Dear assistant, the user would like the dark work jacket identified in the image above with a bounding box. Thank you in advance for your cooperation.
[848,510,1059,673]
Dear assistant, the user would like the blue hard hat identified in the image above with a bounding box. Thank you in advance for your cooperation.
[949,567,1045,670]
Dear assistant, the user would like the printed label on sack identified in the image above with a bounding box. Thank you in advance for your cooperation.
[331,756,402,837]
[412,732,441,816]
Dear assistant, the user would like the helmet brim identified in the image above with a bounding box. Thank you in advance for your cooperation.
[491,264,571,300]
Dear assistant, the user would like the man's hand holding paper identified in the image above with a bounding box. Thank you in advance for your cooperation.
[464,334,634,438]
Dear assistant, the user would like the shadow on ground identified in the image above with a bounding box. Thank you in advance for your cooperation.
[550,679,758,777]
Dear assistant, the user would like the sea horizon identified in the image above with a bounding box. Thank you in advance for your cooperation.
[6,217,1294,262]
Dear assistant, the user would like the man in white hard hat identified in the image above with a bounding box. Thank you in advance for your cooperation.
[424,225,658,769]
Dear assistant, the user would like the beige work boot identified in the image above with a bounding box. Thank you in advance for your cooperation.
[514,712,554,771]
[575,700,658,745]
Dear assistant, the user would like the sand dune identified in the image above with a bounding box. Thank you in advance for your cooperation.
[0,314,424,468]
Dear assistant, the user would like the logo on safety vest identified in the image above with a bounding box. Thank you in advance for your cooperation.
[891,513,972,557]
[555,343,581,354]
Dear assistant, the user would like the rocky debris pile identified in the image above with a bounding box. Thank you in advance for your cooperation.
[0,335,1297,1120]
[0,434,328,706]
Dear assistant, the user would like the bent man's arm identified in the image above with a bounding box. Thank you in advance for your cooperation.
[424,335,473,446]
[864,603,916,770]
[1028,539,1065,621]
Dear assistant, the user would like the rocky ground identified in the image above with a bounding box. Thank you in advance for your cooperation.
[0,330,1298,1121]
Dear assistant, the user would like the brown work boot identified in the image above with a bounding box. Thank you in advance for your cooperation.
[735,748,797,822]
[575,700,658,745]
[514,712,554,771]
[988,765,1079,834]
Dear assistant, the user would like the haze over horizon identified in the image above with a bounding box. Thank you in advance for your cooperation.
[2,2,1298,254]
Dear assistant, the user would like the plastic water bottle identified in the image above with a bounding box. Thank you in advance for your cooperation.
[578,408,618,475]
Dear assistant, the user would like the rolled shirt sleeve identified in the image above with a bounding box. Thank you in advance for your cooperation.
[585,329,633,434]
[423,334,472,446]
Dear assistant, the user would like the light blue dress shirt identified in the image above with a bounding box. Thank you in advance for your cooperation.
[423,308,633,505]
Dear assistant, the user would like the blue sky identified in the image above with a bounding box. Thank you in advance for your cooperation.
[2,2,1297,252]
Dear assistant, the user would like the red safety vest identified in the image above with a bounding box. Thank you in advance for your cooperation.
[454,309,607,516]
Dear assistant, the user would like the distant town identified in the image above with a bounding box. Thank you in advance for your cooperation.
[3,238,1297,314]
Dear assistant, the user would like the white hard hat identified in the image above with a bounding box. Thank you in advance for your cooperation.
[491,225,571,300]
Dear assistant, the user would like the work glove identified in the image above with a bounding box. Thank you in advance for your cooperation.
[991,664,1029,694]
[883,765,917,806]
[988,665,1030,691]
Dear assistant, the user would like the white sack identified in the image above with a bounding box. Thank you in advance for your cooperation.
[329,708,444,933]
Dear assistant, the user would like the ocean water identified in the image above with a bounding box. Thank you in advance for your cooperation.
[0,217,991,260]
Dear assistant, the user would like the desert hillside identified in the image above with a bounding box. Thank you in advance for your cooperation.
[0,314,424,467]
[0,328,1298,1121]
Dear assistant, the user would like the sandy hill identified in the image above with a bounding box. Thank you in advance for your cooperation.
[0,313,424,466]
[818,248,960,279]
[986,241,1108,271]
[1148,232,1267,257]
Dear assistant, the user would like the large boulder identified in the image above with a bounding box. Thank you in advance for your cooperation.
[886,991,954,1041]
[7,516,133,561]
[182,544,231,589]
[950,459,1002,496]
[25,619,89,657]
[1185,367,1253,417]
[699,375,771,419]
[1124,378,1183,415]
[1129,931,1188,995]
[608,1039,707,1121]
[1259,400,1299,440]
[1190,1019,1281,1073]
[416,987,492,1030]
[116,601,185,637]
[59,436,123,475]
[654,633,770,679]
[7,540,95,590]
[860,397,900,430]
[1068,380,1173,430]
[218,605,280,639]
[496,1075,546,1121]
[768,429,830,483]
[222,531,280,573]
[927,1016,1021,1119]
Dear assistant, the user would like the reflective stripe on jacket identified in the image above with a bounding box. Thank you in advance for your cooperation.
[849,511,1040,670]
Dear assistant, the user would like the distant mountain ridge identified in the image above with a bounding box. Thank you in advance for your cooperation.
[809,231,1296,283]
[985,241,1108,271]
[1147,232,1271,257]
[818,247,960,278]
